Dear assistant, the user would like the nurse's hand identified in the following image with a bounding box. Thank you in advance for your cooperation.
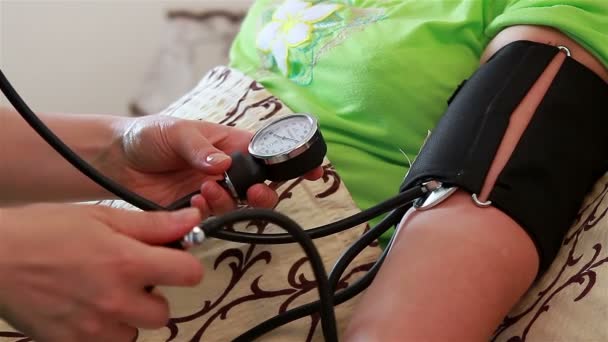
[106,115,323,214]
[0,204,203,342]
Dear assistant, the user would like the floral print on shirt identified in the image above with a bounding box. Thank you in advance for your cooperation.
[256,0,387,85]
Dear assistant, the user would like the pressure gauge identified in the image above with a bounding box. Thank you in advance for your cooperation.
[220,113,327,201]
[249,113,326,181]
[250,114,315,160]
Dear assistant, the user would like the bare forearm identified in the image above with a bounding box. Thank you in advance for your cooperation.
[0,107,131,204]
[347,192,539,341]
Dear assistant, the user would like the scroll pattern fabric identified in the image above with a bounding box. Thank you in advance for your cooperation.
[1,66,607,341]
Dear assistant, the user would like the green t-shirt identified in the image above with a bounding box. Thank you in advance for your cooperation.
[229,0,608,246]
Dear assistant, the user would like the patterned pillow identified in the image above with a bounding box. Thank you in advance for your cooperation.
[1,25,607,339]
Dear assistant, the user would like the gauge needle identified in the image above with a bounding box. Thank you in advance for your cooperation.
[287,128,298,140]
[271,132,298,142]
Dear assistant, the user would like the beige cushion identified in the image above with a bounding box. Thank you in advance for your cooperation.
[493,177,608,341]
[2,32,607,340]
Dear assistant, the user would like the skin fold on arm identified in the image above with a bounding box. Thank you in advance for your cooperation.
[344,25,608,341]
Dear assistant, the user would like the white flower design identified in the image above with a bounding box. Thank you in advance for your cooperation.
[257,0,342,76]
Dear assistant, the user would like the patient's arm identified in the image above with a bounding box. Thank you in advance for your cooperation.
[345,25,608,341]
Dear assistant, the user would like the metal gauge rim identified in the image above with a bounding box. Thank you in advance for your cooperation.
[248,113,320,165]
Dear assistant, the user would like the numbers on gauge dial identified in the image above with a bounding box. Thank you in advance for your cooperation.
[252,116,313,156]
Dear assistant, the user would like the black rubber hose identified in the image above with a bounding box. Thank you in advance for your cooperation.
[200,209,339,342]
[204,186,423,244]
[232,208,408,341]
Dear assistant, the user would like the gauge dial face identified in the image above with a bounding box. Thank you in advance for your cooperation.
[250,115,316,157]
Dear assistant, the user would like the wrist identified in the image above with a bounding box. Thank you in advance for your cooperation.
[90,116,137,187]
[1,109,136,203]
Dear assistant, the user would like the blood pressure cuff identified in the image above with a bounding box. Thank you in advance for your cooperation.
[399,40,608,275]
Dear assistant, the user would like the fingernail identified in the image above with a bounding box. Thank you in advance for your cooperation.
[205,153,230,165]
[172,208,201,223]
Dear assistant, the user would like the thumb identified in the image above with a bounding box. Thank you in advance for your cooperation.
[101,207,202,245]
[173,126,232,175]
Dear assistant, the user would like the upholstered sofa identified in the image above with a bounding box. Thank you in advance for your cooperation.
[2,6,607,342]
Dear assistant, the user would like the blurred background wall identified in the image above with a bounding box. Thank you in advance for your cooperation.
[0,0,251,115]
